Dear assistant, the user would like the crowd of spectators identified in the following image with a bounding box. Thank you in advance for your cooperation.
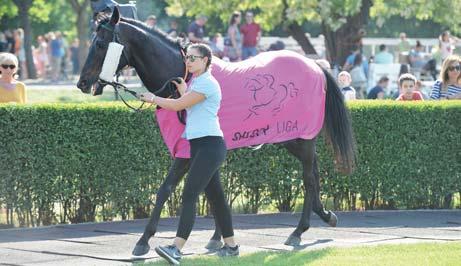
[335,30,461,101]
[2,13,461,104]
[184,11,262,62]
[0,28,79,81]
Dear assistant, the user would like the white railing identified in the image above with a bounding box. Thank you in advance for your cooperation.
[259,36,461,57]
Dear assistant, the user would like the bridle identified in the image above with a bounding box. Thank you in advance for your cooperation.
[97,23,148,112]
[96,22,189,124]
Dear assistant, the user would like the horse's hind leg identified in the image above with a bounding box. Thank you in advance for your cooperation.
[283,139,316,246]
[132,158,190,256]
[312,157,337,227]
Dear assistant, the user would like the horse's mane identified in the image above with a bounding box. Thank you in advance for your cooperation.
[121,17,181,46]
[97,16,187,51]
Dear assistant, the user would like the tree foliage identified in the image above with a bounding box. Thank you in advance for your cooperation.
[0,0,53,23]
[164,0,461,64]
[371,0,461,34]
[165,0,461,34]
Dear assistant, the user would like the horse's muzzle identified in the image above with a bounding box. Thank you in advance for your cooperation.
[76,79,104,96]
[91,81,105,96]
[77,79,91,94]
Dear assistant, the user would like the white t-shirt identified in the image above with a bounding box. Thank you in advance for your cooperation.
[341,86,356,101]
[183,71,223,140]
[440,40,454,60]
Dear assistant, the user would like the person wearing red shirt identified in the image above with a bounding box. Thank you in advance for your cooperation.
[396,73,424,101]
[240,11,261,60]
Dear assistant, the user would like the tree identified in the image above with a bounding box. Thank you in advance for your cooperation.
[1,0,54,79]
[69,0,91,73]
[164,0,461,66]
[321,0,372,66]
[164,0,366,64]
[12,0,37,79]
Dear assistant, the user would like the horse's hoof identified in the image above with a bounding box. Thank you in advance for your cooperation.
[284,235,301,246]
[132,243,150,256]
[205,239,223,250]
[328,211,338,227]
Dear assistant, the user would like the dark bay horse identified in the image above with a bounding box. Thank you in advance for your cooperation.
[77,8,356,256]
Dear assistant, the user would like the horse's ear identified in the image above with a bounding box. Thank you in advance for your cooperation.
[110,6,120,25]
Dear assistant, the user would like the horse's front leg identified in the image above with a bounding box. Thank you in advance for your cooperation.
[132,158,190,256]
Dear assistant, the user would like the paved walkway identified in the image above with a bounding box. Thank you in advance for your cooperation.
[1,210,460,265]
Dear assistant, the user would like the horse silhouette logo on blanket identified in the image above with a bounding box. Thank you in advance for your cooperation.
[244,74,299,121]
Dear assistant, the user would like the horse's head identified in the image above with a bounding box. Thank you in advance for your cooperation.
[77,7,128,95]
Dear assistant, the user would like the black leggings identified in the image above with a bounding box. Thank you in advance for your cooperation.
[176,136,234,239]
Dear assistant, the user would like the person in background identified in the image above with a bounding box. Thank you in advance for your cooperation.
[337,71,356,101]
[397,32,411,52]
[391,64,411,98]
[209,33,225,59]
[0,52,26,103]
[374,44,394,64]
[60,32,70,80]
[343,45,368,75]
[409,41,438,80]
[399,63,410,76]
[409,40,428,71]
[145,15,157,29]
[439,31,459,63]
[396,32,411,64]
[70,39,80,76]
[267,40,285,51]
[349,54,367,99]
[188,15,207,43]
[4,30,15,54]
[414,80,429,99]
[49,32,64,81]
[240,11,261,60]
[35,35,49,79]
[430,54,461,100]
[225,11,242,62]
[395,73,423,101]
[138,43,239,264]
[0,32,8,53]
[167,20,179,38]
[367,76,389,100]
[13,28,27,79]
[90,0,138,30]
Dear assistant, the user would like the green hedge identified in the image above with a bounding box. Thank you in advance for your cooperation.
[0,101,460,227]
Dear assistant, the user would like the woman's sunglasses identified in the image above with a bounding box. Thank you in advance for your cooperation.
[447,65,461,72]
[185,55,205,62]
[1,64,16,69]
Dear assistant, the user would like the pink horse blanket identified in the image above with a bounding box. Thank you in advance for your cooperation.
[156,50,326,158]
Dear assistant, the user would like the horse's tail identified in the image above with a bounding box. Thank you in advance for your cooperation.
[322,68,356,174]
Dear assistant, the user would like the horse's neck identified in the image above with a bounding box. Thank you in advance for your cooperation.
[120,23,185,91]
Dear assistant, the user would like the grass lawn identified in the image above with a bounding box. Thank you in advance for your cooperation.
[26,88,113,104]
[142,242,461,266]
[26,87,146,104]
